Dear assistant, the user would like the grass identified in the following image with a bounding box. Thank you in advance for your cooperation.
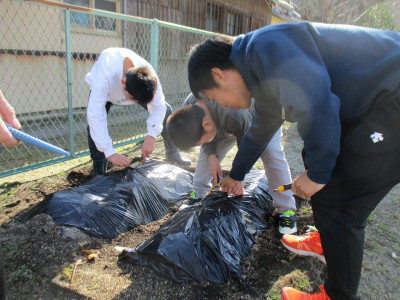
[2,243,18,256]
[60,264,74,282]
[0,184,19,206]
[367,213,376,222]
[8,264,35,284]
[265,269,314,299]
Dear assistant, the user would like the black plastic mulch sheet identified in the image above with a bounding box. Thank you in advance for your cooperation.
[25,160,193,239]
[121,170,274,284]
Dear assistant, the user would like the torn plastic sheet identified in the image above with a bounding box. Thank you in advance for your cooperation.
[25,160,193,239]
[121,170,274,284]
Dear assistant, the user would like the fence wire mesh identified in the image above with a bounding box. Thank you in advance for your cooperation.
[0,0,212,177]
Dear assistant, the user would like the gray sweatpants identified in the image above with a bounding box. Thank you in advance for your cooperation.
[193,127,296,213]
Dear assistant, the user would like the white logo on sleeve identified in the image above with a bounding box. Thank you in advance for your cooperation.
[370,132,384,143]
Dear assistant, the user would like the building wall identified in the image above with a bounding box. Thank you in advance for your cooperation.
[1,0,124,113]
[1,0,273,114]
[128,0,272,34]
[271,14,288,24]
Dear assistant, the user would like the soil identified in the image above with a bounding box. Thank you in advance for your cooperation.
[0,124,399,300]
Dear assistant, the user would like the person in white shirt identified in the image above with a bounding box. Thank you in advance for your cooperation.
[85,47,190,175]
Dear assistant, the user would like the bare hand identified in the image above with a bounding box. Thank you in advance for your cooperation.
[107,153,131,167]
[292,171,325,199]
[0,90,21,147]
[141,135,155,160]
[221,175,244,196]
[208,154,222,186]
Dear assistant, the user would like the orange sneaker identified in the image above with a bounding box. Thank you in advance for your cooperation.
[281,285,331,300]
[281,232,326,263]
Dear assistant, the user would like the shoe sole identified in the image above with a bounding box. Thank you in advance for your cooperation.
[279,228,298,235]
[281,241,326,264]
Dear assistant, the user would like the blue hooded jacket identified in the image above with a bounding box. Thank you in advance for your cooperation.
[229,22,400,183]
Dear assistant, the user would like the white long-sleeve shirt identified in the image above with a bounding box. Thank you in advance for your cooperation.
[85,47,166,158]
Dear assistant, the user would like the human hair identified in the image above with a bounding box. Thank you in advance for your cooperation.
[187,35,235,98]
[125,67,157,106]
[166,104,206,151]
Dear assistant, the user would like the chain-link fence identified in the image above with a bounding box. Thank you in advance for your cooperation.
[0,0,213,177]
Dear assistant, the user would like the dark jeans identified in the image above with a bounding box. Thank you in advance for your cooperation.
[87,99,174,172]
[306,87,400,300]
[87,101,114,168]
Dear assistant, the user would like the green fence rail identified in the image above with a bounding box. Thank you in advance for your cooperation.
[0,0,214,178]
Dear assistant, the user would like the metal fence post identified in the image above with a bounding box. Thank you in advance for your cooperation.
[0,0,212,177]
[64,8,75,157]
[150,19,159,73]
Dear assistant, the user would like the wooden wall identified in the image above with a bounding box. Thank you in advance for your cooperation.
[127,0,272,34]
[128,0,206,28]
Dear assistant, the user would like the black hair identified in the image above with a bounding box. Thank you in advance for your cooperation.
[166,104,206,151]
[187,35,235,98]
[125,67,157,106]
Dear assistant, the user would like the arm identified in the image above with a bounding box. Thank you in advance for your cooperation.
[222,98,283,195]
[229,105,283,181]
[209,108,252,195]
[207,154,222,186]
[0,90,21,147]
[87,90,130,166]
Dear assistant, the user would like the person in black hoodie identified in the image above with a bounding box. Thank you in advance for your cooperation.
[187,22,400,300]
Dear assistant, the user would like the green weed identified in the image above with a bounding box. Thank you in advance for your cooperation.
[9,264,35,284]
[2,243,18,256]
[60,264,75,282]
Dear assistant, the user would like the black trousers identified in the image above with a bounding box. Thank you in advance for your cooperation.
[87,99,174,169]
[307,87,400,300]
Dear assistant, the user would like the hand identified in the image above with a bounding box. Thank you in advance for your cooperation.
[221,175,244,196]
[141,135,155,160]
[107,153,131,167]
[207,154,222,186]
[0,90,21,147]
[292,171,325,199]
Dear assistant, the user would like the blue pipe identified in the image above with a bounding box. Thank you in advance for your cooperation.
[6,124,70,157]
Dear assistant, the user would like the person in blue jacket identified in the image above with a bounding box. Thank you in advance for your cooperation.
[187,22,400,300]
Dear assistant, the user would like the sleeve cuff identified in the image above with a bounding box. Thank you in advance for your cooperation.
[146,129,159,139]
[307,170,332,184]
[104,148,116,158]
[229,168,246,182]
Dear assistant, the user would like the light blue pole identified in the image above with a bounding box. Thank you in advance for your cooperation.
[6,124,70,157]
[150,19,159,73]
[65,8,75,157]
